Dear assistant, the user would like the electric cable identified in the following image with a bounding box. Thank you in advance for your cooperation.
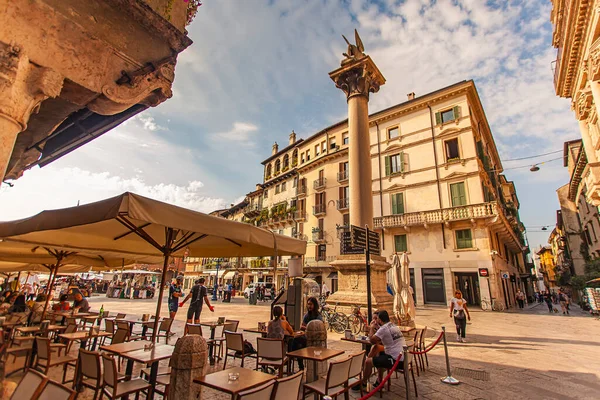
[501,149,562,162]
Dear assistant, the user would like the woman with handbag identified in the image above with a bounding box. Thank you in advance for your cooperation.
[449,290,471,342]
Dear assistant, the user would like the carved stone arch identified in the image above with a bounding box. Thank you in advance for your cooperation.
[382,143,404,155]
[275,159,281,173]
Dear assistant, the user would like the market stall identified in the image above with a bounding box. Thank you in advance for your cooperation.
[105,270,159,299]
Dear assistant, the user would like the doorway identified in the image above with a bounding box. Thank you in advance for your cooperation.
[421,268,446,304]
[453,273,480,306]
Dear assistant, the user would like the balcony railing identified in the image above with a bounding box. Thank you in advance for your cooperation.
[293,211,307,220]
[243,204,262,217]
[337,170,349,182]
[374,202,498,228]
[337,198,349,210]
[313,204,326,216]
[293,232,308,241]
[296,185,308,197]
[312,229,325,242]
[313,177,327,190]
[305,255,336,265]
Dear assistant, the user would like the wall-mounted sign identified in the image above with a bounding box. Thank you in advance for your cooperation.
[501,271,510,279]
[478,268,489,277]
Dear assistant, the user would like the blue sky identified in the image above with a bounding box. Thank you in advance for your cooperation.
[0,0,578,252]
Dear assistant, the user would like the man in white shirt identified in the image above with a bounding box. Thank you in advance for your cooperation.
[353,310,406,390]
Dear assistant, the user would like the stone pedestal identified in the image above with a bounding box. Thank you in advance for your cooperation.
[169,335,208,400]
[305,320,327,382]
[327,255,393,314]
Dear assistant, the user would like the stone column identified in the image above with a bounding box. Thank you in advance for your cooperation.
[0,42,63,181]
[169,335,208,400]
[305,320,327,382]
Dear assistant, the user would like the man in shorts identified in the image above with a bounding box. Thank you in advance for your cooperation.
[168,276,184,319]
[180,277,214,325]
[353,310,406,391]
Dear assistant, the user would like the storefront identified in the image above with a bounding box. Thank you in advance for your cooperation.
[453,272,481,306]
[421,268,446,304]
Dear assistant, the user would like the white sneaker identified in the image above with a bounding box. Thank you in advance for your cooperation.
[461,338,467,343]
[457,335,461,342]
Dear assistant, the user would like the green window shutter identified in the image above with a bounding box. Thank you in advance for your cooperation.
[456,229,472,249]
[385,156,391,176]
[435,112,442,125]
[452,106,460,121]
[400,151,405,172]
[450,182,466,206]
[394,235,407,252]
[391,193,397,214]
[397,193,404,214]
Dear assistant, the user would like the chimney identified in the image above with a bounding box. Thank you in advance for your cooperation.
[289,130,296,146]
[407,92,415,100]
[256,184,262,191]
[272,142,279,155]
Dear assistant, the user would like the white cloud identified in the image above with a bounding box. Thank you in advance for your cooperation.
[210,122,259,148]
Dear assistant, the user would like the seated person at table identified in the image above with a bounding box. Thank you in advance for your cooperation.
[9,294,28,313]
[290,297,323,370]
[267,306,294,339]
[0,292,14,315]
[73,292,91,312]
[52,294,71,311]
[366,310,384,359]
[354,310,406,391]
[0,290,12,303]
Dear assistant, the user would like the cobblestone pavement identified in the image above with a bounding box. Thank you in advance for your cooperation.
[4,294,600,399]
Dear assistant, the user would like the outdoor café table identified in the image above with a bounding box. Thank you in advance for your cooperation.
[15,326,41,335]
[341,336,414,352]
[58,330,112,351]
[121,318,155,338]
[243,328,305,340]
[287,346,345,385]
[200,321,225,366]
[99,339,153,354]
[119,344,175,400]
[194,366,275,400]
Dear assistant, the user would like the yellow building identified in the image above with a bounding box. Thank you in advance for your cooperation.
[230,81,529,309]
[537,245,557,290]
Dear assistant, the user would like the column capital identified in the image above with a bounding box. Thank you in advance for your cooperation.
[573,88,593,120]
[329,56,386,102]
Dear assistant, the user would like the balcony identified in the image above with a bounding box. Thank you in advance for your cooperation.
[313,177,327,191]
[293,211,307,221]
[305,255,336,265]
[312,229,325,242]
[374,202,498,229]
[337,198,349,211]
[337,170,349,182]
[313,204,326,216]
[292,232,308,241]
[296,184,308,197]
[243,204,262,217]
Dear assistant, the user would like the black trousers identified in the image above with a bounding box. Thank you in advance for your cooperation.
[289,336,307,369]
[454,317,466,338]
[517,299,524,308]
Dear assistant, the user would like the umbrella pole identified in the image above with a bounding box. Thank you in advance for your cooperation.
[41,265,58,321]
[151,249,172,343]
[15,271,21,290]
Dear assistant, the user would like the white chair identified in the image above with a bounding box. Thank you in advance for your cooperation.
[347,350,366,395]
[272,371,303,400]
[10,369,47,400]
[303,357,352,399]
[256,337,288,377]
[237,381,275,400]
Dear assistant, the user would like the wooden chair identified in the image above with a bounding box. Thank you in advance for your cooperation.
[74,348,102,400]
[100,353,151,399]
[347,350,366,396]
[9,368,47,400]
[224,319,240,332]
[380,347,418,398]
[37,379,77,400]
[256,337,288,377]
[271,371,303,400]
[147,318,174,343]
[237,381,275,400]
[418,326,429,370]
[33,337,77,383]
[185,323,202,335]
[212,324,226,359]
[115,313,126,319]
[303,357,351,399]
[222,331,256,369]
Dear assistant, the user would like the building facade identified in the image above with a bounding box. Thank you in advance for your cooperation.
[536,246,558,290]
[226,81,529,309]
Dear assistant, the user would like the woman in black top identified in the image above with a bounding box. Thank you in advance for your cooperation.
[9,294,27,313]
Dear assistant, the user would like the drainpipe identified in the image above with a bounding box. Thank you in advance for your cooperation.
[375,122,385,250]
[427,104,446,249]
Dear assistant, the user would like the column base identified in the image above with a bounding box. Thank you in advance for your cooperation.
[327,255,393,315]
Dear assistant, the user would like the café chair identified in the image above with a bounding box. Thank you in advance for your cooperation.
[272,371,303,400]
[303,357,352,399]
[380,347,418,398]
[147,318,174,343]
[224,319,240,332]
[33,337,77,383]
[222,331,256,369]
[37,379,77,400]
[185,323,202,335]
[237,381,275,400]
[115,313,126,320]
[9,368,47,400]
[75,349,102,400]
[255,337,288,377]
[347,350,366,396]
[116,320,130,332]
[212,324,226,359]
[100,353,151,400]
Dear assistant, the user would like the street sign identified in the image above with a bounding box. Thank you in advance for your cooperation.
[501,271,510,279]
[340,231,364,255]
[349,225,381,255]
[478,268,489,277]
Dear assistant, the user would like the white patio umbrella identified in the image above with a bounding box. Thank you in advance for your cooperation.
[391,253,416,325]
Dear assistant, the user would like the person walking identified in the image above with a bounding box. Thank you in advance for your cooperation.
[449,290,471,342]
[544,291,554,313]
[180,278,214,325]
[168,276,184,319]
[516,289,526,309]
[558,290,570,315]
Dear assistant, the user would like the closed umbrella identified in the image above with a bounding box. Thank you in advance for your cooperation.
[399,253,416,324]
[391,254,403,322]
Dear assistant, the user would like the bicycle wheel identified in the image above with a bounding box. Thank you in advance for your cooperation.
[480,300,490,311]
[347,314,362,335]
[331,313,348,334]
[493,302,505,312]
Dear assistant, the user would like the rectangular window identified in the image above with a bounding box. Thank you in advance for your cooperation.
[343,213,350,227]
[315,145,320,156]
[343,133,349,145]
[306,150,311,161]
[301,153,305,163]
[275,185,280,194]
[436,106,460,124]
[391,193,404,214]
[450,182,467,206]
[322,141,327,153]
[445,138,460,161]
[293,177,298,188]
[330,138,337,149]
[388,127,399,140]
[264,190,268,198]
[281,182,286,191]
[385,153,404,175]
[394,234,408,252]
[455,229,473,249]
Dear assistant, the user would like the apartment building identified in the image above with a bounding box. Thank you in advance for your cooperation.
[226,80,529,308]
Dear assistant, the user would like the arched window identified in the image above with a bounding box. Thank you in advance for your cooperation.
[283,154,290,170]
[292,149,298,166]
[275,159,281,173]
[266,164,272,179]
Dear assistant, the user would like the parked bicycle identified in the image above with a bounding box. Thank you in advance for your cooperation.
[347,305,369,335]
[480,298,505,311]
[320,299,348,334]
